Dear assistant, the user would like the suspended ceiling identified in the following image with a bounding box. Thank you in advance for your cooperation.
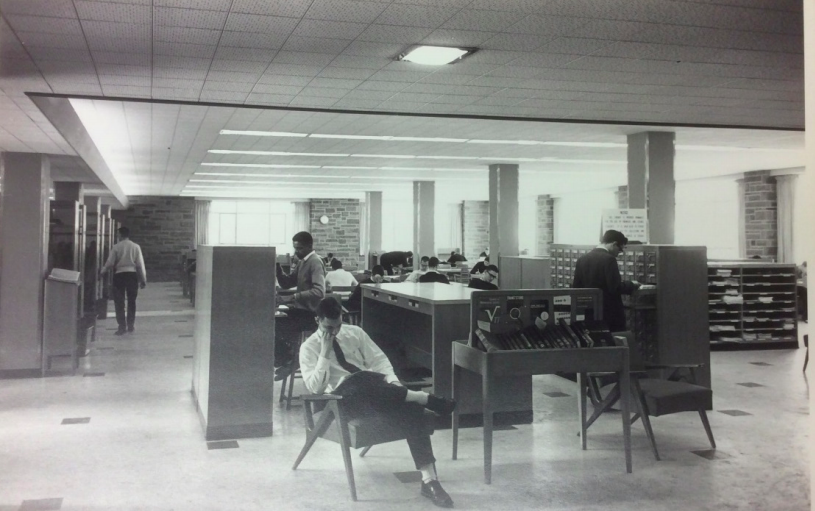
[0,0,806,201]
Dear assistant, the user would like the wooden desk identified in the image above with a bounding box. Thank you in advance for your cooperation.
[361,283,533,426]
[452,343,631,483]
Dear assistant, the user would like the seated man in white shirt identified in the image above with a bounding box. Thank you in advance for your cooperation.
[299,298,456,508]
[325,259,359,288]
[404,255,430,283]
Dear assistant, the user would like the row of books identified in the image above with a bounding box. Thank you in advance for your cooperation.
[475,319,616,352]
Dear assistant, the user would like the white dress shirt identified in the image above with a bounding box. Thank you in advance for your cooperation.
[404,269,427,283]
[325,268,359,287]
[299,324,399,394]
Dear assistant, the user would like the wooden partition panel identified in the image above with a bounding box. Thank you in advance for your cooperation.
[192,246,276,441]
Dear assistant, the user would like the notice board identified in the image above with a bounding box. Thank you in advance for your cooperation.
[601,209,648,243]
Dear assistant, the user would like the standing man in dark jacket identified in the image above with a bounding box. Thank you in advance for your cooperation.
[379,250,413,275]
[572,230,640,332]
[276,231,326,373]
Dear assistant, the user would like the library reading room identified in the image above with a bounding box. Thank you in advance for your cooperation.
[0,1,814,510]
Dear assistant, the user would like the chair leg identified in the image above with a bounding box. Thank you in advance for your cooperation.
[587,377,603,407]
[699,409,716,449]
[804,341,809,373]
[359,445,372,458]
[278,373,288,404]
[335,410,358,501]
[286,366,297,411]
[292,407,336,470]
[631,379,660,461]
[584,384,620,430]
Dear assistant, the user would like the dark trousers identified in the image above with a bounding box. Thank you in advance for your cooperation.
[113,272,139,329]
[275,307,316,364]
[332,371,435,469]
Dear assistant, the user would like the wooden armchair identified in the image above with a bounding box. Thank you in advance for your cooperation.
[292,393,435,501]
[585,333,715,460]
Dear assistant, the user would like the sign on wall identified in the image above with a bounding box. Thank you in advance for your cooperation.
[601,209,648,243]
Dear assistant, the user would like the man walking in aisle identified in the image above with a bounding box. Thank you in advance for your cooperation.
[101,226,147,335]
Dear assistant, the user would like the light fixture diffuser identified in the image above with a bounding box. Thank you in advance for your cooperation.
[399,46,472,65]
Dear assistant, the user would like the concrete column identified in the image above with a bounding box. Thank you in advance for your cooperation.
[54,181,83,201]
[83,196,102,313]
[0,153,51,376]
[488,164,519,267]
[412,181,435,262]
[627,132,675,243]
[365,191,382,269]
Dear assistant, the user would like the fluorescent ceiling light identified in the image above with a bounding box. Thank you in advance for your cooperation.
[399,46,471,66]
[467,139,545,145]
[191,178,350,183]
[415,156,479,160]
[201,163,322,169]
[543,141,627,148]
[321,166,379,170]
[388,136,467,143]
[350,154,416,159]
[208,150,350,157]
[220,130,307,137]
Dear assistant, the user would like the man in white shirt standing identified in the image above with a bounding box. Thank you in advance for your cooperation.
[325,259,358,288]
[100,226,147,335]
[300,298,456,508]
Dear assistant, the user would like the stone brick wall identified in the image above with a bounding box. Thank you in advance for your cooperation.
[536,195,554,256]
[616,185,629,209]
[462,200,489,261]
[111,196,194,282]
[743,170,778,259]
[309,199,360,270]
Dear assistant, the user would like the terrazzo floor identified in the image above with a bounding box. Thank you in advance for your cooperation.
[0,283,810,511]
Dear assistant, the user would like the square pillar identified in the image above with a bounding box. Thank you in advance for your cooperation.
[413,181,435,261]
[536,194,554,256]
[627,132,675,244]
[488,164,519,266]
[0,153,51,375]
[365,191,382,267]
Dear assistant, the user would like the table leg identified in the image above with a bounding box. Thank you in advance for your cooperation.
[483,364,493,484]
[619,370,632,473]
[578,372,587,450]
[452,361,460,460]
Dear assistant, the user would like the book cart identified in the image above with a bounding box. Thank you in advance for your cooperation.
[451,289,632,484]
[550,244,710,388]
[708,262,798,350]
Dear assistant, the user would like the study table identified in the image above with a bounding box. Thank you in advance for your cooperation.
[360,282,533,426]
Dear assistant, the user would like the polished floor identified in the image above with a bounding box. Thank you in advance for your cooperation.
[0,283,810,511]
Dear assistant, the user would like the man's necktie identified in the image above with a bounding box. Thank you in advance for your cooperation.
[332,339,361,374]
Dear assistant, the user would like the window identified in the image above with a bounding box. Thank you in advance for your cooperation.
[207,200,295,252]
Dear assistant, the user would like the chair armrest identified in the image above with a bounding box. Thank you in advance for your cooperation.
[301,394,343,401]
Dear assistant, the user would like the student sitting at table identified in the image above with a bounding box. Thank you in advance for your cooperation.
[325,259,358,288]
[347,265,385,312]
[446,249,467,267]
[418,257,450,284]
[470,253,489,274]
[405,256,430,283]
[468,264,499,290]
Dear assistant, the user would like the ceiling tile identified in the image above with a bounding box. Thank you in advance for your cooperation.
[289,95,338,107]
[332,98,383,110]
[218,30,289,50]
[154,7,229,29]
[1,0,76,17]
[26,47,93,63]
[297,87,350,99]
[153,55,211,69]
[245,93,295,105]
[304,0,389,23]
[5,15,83,35]
[422,29,497,47]
[317,67,377,80]
[357,25,435,44]
[293,19,369,40]
[101,84,152,97]
[307,77,363,89]
[231,0,313,17]
[92,51,151,66]
[16,31,88,50]
[482,33,550,52]
[153,66,209,80]
[282,36,352,54]
[255,74,314,86]
[374,4,460,28]
[263,63,325,77]
[223,12,300,34]
[96,64,151,76]
[274,51,336,67]
[199,90,250,102]
[342,89,395,101]
[328,55,391,70]
[506,14,593,36]
[252,84,304,95]
[213,46,276,62]
[154,26,221,45]
[354,80,408,92]
[100,74,151,87]
[152,77,205,89]
[341,41,404,58]
[151,87,201,100]
[442,9,526,31]
[75,1,151,23]
[206,70,263,82]
[208,59,270,73]
[154,41,217,58]
[154,0,230,9]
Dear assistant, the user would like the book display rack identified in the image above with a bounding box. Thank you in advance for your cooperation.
[451,289,632,483]
[708,262,798,350]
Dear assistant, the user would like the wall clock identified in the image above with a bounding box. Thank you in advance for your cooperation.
[319,215,329,225]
